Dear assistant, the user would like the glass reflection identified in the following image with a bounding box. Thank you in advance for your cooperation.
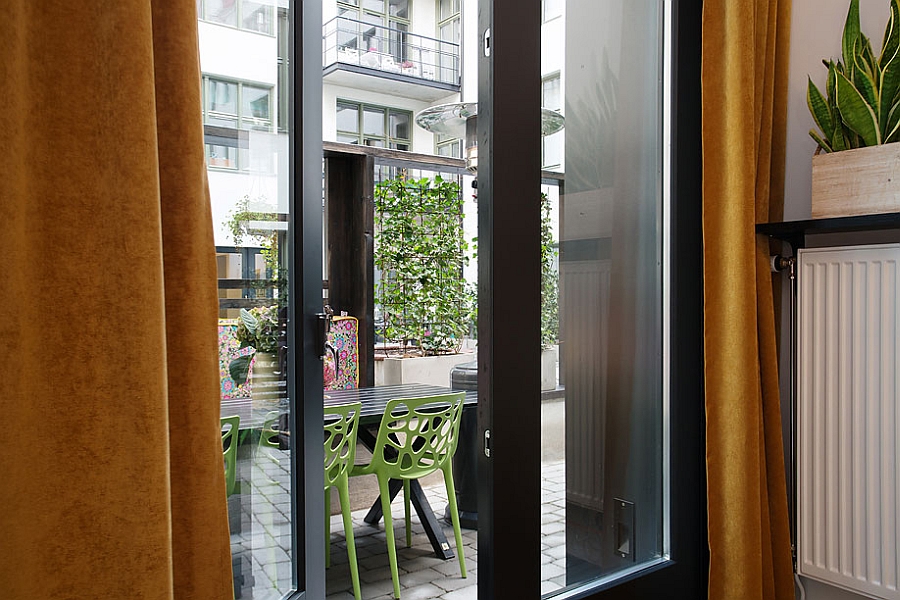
[201,4,293,598]
[541,0,666,594]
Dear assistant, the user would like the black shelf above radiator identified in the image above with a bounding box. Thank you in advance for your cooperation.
[756,212,900,249]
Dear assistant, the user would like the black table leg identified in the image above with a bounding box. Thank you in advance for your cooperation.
[362,478,455,560]
[357,426,455,560]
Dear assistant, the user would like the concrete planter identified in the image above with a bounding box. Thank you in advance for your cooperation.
[541,345,559,391]
[375,353,475,387]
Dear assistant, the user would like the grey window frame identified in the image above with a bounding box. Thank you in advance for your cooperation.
[202,75,275,170]
[197,0,277,36]
[335,100,412,150]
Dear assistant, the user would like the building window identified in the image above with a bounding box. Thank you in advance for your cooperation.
[203,76,274,169]
[337,0,410,60]
[435,132,462,158]
[198,0,275,35]
[437,0,460,84]
[276,7,289,133]
[542,0,562,23]
[336,100,412,150]
[542,73,563,169]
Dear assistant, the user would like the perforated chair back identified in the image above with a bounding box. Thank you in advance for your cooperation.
[364,392,465,480]
[323,402,363,600]
[324,403,362,491]
[221,415,240,497]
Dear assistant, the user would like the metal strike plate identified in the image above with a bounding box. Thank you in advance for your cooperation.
[484,429,491,457]
[614,498,635,560]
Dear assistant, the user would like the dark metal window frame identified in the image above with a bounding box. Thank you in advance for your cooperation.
[285,0,705,596]
[477,1,706,598]
[286,0,325,597]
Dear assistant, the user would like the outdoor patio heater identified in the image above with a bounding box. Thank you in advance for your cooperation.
[415,101,565,173]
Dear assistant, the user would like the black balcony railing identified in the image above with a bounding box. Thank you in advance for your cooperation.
[323,16,460,86]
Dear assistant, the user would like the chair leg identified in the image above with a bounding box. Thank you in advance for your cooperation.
[337,477,362,600]
[325,486,331,569]
[403,479,411,548]
[442,465,467,578]
[378,475,402,599]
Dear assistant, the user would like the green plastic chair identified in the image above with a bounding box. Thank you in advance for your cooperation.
[221,415,240,497]
[352,392,467,599]
[324,403,362,600]
[259,411,282,450]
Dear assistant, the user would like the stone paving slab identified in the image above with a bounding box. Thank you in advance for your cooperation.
[235,456,571,598]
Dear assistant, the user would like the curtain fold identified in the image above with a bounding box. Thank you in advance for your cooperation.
[0,1,233,598]
[701,1,795,599]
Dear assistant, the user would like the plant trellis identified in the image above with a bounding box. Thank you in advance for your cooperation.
[374,175,473,355]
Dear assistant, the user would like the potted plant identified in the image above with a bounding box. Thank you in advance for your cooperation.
[807,0,900,218]
[229,305,282,405]
[223,194,287,302]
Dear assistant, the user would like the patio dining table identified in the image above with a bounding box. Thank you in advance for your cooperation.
[326,383,477,561]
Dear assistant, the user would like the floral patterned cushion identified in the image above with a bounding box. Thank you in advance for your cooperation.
[324,316,359,390]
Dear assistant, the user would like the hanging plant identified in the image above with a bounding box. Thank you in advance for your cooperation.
[223,194,287,305]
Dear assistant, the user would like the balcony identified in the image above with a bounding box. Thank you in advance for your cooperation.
[323,16,460,102]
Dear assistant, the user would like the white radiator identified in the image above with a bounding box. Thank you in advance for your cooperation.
[797,244,900,600]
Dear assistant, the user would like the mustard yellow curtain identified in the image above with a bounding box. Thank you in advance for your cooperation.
[702,1,795,598]
[0,2,232,597]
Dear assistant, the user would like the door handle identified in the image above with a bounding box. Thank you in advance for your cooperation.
[314,313,328,359]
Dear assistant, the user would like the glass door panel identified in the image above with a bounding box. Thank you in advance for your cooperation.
[201,5,295,598]
[540,0,667,594]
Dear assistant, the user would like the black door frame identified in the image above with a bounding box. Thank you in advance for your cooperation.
[286,0,705,596]
[476,0,706,598]
[288,0,326,597]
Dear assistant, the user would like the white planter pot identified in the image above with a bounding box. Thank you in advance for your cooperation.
[541,345,558,391]
[375,353,475,387]
[251,351,280,407]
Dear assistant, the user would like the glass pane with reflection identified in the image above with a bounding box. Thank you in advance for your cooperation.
[201,4,293,598]
[540,0,667,595]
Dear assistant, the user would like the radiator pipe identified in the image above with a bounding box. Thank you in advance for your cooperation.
[771,254,798,567]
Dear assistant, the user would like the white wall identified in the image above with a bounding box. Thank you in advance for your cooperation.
[784,0,888,220]
[785,2,890,599]
[460,0,478,101]
[198,22,278,85]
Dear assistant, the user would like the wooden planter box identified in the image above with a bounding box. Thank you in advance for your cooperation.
[812,144,900,218]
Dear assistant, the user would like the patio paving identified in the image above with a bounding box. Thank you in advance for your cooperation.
[324,459,567,600]
[230,398,569,599]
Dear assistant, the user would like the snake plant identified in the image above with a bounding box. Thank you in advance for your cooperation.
[808,0,900,152]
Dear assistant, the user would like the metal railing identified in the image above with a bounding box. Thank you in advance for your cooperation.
[323,16,460,86]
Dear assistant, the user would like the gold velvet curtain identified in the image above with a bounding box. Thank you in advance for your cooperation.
[0,2,233,598]
[701,1,795,599]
